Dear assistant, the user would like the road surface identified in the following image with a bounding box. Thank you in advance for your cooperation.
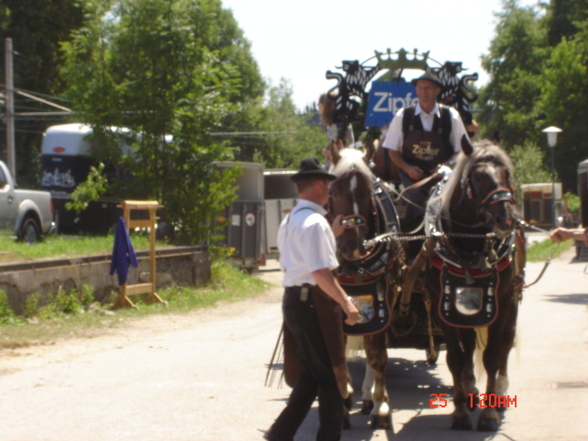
[0,247,586,440]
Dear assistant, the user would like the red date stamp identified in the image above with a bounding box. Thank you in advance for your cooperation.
[429,393,518,408]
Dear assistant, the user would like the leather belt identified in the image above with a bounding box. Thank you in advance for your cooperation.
[285,284,313,301]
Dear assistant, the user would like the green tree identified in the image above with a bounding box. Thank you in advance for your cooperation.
[0,0,86,185]
[537,21,588,193]
[479,0,550,148]
[228,79,325,169]
[547,0,588,45]
[60,0,262,243]
[509,141,553,196]
[480,0,588,194]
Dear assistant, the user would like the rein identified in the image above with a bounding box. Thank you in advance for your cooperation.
[517,220,558,289]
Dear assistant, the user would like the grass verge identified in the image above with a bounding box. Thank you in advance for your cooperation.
[0,230,161,263]
[0,260,271,348]
[526,238,573,262]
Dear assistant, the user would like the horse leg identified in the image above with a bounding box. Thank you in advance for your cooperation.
[496,295,518,412]
[361,362,375,415]
[445,327,478,430]
[364,332,392,429]
[478,298,518,431]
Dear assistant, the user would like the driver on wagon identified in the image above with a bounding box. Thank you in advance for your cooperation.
[382,71,470,230]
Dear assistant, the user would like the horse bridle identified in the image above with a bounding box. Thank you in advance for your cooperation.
[479,188,515,206]
[459,170,516,228]
[329,169,382,261]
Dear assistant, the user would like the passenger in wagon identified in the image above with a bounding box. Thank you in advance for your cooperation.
[264,157,358,441]
[382,71,470,230]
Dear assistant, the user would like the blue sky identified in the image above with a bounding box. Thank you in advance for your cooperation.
[222,0,541,110]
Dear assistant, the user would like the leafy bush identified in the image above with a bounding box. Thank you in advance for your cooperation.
[23,293,41,318]
[0,291,16,324]
[39,285,97,316]
[564,192,580,215]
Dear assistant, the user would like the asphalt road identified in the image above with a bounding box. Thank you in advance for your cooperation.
[0,247,587,441]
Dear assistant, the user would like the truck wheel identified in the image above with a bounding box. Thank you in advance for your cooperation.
[19,218,41,245]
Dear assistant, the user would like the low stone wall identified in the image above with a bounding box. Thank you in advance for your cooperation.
[0,246,210,314]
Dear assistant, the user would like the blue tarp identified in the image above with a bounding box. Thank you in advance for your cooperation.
[109,217,139,286]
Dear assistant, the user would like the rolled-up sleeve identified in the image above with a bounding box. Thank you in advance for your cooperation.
[382,108,405,152]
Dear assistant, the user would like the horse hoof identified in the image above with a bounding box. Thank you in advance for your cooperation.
[477,417,499,432]
[451,415,473,430]
[370,414,392,430]
[344,394,353,410]
[361,400,374,415]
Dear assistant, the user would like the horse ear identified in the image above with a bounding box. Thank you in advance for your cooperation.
[461,134,474,157]
[364,138,377,165]
[330,139,343,166]
[492,131,501,146]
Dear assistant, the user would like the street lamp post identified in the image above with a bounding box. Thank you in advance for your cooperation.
[542,126,562,229]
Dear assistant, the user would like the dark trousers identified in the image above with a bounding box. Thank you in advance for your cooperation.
[267,287,344,441]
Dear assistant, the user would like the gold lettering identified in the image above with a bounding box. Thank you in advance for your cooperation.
[411,142,440,160]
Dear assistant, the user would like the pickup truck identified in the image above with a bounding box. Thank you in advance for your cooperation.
[0,161,55,244]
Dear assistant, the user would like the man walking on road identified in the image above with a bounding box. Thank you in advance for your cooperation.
[264,157,359,441]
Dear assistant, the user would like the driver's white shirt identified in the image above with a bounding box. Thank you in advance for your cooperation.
[382,102,468,153]
[277,199,338,288]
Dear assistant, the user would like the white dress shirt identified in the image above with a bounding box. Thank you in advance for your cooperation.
[382,103,469,153]
[277,199,339,287]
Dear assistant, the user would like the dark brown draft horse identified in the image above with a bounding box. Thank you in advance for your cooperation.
[328,146,405,429]
[411,138,526,431]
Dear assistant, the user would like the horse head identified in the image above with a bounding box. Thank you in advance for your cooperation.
[329,148,376,261]
[443,138,517,240]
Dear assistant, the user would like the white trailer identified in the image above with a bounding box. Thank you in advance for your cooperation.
[263,169,298,259]
[40,123,132,233]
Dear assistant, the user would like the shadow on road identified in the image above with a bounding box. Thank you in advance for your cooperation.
[543,293,588,305]
[285,354,503,440]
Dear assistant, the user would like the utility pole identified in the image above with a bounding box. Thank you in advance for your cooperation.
[5,38,15,181]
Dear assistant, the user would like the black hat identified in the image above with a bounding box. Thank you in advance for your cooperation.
[411,71,443,89]
[290,157,337,182]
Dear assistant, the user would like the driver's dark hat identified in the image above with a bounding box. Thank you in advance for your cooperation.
[411,71,443,89]
[290,157,337,182]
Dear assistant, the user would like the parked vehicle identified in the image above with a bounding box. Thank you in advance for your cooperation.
[214,161,265,272]
[0,160,55,244]
[263,169,297,259]
[40,123,132,234]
